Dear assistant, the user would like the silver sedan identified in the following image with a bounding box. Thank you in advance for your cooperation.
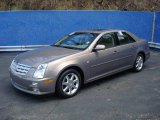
[10,30,150,98]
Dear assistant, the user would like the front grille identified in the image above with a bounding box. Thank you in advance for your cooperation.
[11,61,31,76]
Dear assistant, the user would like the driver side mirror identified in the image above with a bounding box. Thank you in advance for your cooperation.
[93,45,105,51]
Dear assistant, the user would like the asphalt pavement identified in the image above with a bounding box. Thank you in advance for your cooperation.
[0,50,160,120]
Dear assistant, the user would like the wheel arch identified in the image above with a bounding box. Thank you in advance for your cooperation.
[138,51,146,62]
[56,65,85,85]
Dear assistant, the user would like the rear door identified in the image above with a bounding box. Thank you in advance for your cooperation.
[113,31,138,69]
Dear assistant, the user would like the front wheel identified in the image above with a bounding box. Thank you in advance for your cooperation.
[133,54,144,72]
[56,69,81,98]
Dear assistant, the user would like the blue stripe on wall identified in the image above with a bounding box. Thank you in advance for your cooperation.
[0,10,154,46]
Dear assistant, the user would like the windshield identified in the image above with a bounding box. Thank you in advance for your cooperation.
[53,33,99,50]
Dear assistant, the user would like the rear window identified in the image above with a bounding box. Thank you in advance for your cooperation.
[117,31,135,45]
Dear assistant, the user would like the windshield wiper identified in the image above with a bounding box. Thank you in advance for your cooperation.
[51,45,60,47]
[61,46,75,49]
[51,45,82,50]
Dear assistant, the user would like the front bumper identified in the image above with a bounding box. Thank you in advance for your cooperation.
[10,71,56,95]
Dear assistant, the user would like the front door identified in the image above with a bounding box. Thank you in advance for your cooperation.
[88,32,122,81]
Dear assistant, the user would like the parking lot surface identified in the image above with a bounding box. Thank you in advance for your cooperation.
[0,50,160,120]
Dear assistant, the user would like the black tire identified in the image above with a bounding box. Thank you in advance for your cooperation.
[56,69,81,98]
[133,54,144,72]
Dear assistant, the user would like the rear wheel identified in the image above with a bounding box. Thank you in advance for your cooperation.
[133,54,144,72]
[56,69,81,98]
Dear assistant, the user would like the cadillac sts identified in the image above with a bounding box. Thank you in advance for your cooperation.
[10,30,150,98]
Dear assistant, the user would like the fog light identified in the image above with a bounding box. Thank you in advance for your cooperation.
[30,82,40,93]
[30,82,38,88]
[33,88,40,93]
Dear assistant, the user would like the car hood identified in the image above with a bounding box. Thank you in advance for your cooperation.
[15,46,81,67]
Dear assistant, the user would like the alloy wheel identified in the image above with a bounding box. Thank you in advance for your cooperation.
[135,55,144,71]
[62,73,79,95]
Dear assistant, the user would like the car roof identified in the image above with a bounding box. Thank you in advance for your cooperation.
[75,29,127,34]
[69,29,140,42]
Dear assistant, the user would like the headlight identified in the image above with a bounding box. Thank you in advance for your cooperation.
[33,64,47,79]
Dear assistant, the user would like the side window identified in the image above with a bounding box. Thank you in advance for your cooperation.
[97,33,115,49]
[117,31,135,45]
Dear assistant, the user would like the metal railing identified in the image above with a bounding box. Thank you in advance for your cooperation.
[0,45,48,51]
